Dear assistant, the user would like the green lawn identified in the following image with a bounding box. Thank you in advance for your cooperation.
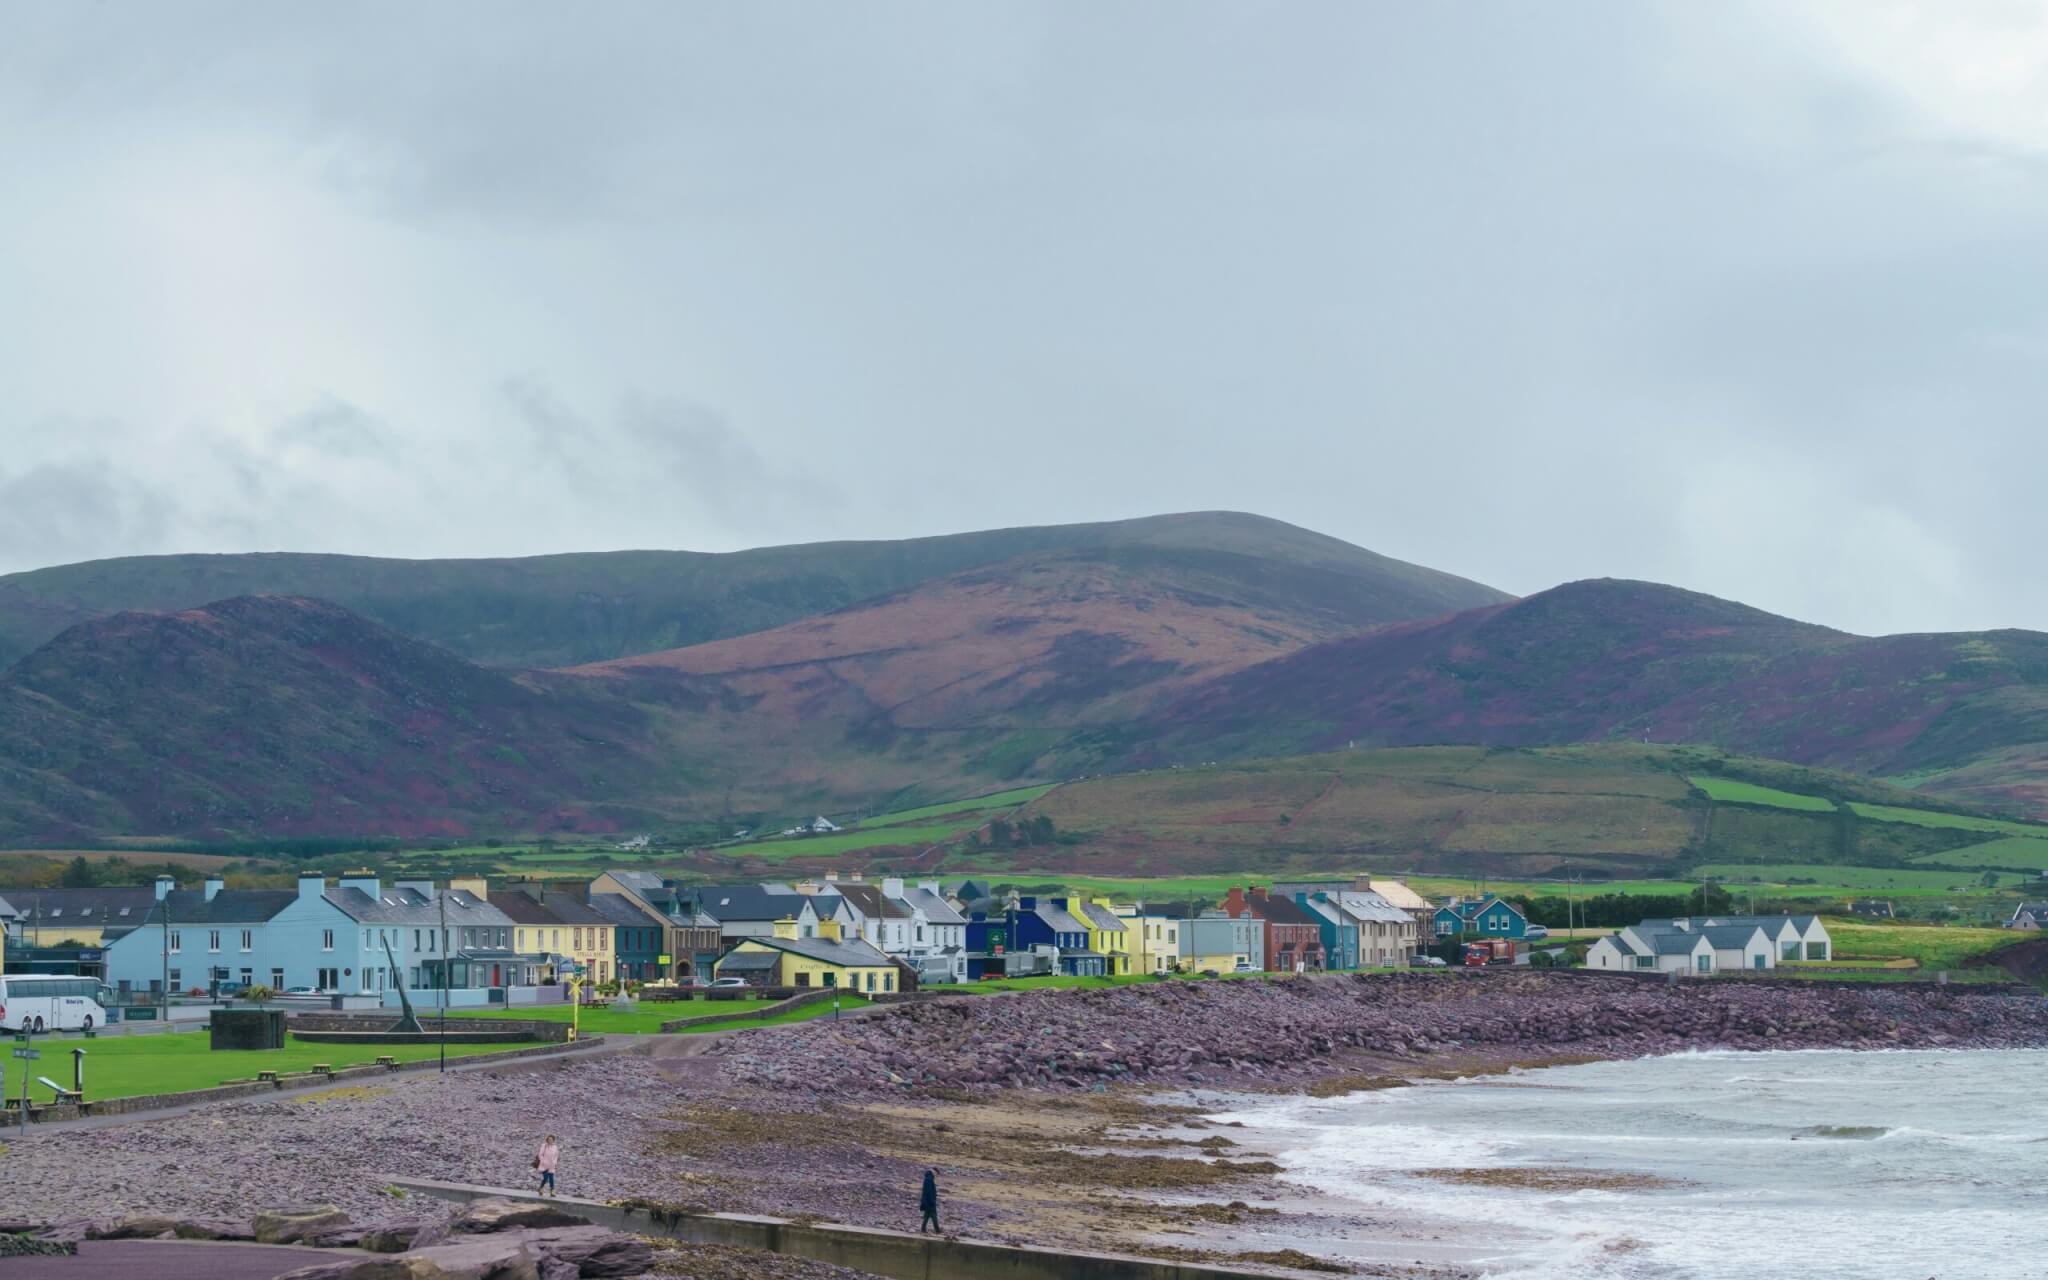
[1846,802,2048,838]
[1912,835,2048,872]
[1691,862,2030,894]
[1825,919,2014,969]
[670,992,872,1032]
[1689,776,1838,812]
[444,1002,711,1034]
[32,1030,515,1102]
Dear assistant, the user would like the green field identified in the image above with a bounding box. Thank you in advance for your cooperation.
[32,1030,515,1102]
[853,785,1058,827]
[1688,777,1838,812]
[1825,920,2014,969]
[1691,863,2031,895]
[716,819,990,861]
[1845,802,2048,838]
[1912,835,2048,872]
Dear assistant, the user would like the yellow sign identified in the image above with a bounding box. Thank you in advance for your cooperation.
[567,975,584,1042]
[656,954,672,965]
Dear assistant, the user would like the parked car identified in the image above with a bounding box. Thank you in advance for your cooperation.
[1524,924,1551,941]
[283,986,325,995]
[1232,959,1255,973]
[707,977,750,989]
[1408,954,1447,968]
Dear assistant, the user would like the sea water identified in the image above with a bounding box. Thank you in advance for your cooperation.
[1207,1049,2045,1279]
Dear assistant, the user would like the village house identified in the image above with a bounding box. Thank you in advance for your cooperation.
[1179,909,1263,973]
[1431,895,1529,941]
[589,870,724,981]
[2008,902,2048,930]
[1119,902,1192,975]
[1587,914,1831,975]
[1223,886,1324,973]
[1010,897,1102,976]
[103,877,302,997]
[894,880,968,983]
[1295,893,1359,970]
[588,891,668,982]
[1079,900,1131,975]
[713,917,897,993]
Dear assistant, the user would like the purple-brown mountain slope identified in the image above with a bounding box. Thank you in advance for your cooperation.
[0,596,685,840]
[1148,579,2048,814]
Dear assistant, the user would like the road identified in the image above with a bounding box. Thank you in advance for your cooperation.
[1,1240,343,1280]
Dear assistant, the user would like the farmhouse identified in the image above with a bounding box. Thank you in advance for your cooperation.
[713,918,898,993]
[1431,896,1528,941]
[2008,902,2048,930]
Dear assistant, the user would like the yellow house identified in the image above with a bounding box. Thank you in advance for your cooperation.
[1118,908,1185,975]
[714,917,900,994]
[1081,899,1132,976]
[479,881,616,984]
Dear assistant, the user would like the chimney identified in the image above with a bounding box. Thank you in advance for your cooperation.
[825,871,839,883]
[817,917,841,941]
[1223,886,1249,917]
[339,871,381,899]
[154,875,175,901]
[849,870,864,883]
[882,877,904,900]
[203,876,224,902]
[1018,896,1038,910]
[394,879,436,902]
[449,876,488,899]
[773,916,800,940]
[298,871,326,901]
[917,879,940,893]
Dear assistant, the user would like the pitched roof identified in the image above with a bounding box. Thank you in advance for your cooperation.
[718,950,780,971]
[734,934,892,967]
[1077,902,1126,932]
[1033,902,1089,934]
[1246,893,1321,927]
[693,885,819,923]
[834,882,912,920]
[0,887,162,923]
[588,892,663,929]
[325,886,512,927]
[1650,931,1712,955]
[898,884,965,925]
[488,892,569,925]
[1368,880,1432,911]
[1699,924,1768,949]
[1331,891,1413,925]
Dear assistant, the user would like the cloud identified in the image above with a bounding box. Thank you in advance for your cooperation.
[273,397,399,461]
[0,455,181,573]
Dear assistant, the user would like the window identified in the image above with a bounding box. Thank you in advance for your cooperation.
[574,928,583,950]
[321,929,334,951]
[823,971,837,987]
[551,929,560,949]
[414,929,422,950]
[208,930,221,952]
[884,972,894,992]
[362,930,371,949]
[1634,956,1655,970]
[271,968,284,988]
[318,967,339,989]
[240,929,253,952]
[1697,955,1713,973]
[169,968,182,986]
[168,930,182,953]
[240,967,252,986]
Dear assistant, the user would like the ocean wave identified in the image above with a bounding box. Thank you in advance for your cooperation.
[1791,1124,1892,1140]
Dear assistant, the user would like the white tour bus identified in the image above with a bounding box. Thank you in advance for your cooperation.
[0,975,111,1033]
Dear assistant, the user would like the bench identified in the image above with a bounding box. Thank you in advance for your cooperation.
[310,1063,333,1076]
[375,1055,399,1070]
[37,1077,81,1104]
[256,1070,279,1083]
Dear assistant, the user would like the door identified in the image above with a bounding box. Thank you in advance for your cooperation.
[492,964,502,987]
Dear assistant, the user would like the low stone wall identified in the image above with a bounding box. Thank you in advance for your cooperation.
[395,1179,1284,1280]
[291,1029,541,1045]
[289,1014,573,1042]
[658,986,840,1032]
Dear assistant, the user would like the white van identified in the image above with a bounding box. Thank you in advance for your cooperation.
[0,975,110,1033]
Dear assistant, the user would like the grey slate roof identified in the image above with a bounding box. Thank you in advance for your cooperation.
[732,935,892,967]
[693,885,819,924]
[718,950,780,971]
[1033,903,1089,934]
[588,892,662,929]
[325,886,513,928]
[834,883,912,920]
[1650,932,1711,955]
[0,887,161,924]
[899,884,965,926]
[1077,902,1126,933]
[1699,924,1768,949]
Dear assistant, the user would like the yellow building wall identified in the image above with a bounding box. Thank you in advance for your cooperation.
[20,925,106,947]
[1124,915,1182,975]
[567,922,611,984]
[1184,951,1242,974]
[717,941,898,994]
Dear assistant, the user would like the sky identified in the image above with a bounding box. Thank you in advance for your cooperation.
[3,1,2046,636]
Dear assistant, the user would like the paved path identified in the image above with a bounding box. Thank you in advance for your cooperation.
[1,1239,344,1280]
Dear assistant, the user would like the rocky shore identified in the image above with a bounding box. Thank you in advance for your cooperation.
[713,971,2048,1095]
[2,972,2043,1278]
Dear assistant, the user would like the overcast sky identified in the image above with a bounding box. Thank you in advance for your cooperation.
[3,3,2045,636]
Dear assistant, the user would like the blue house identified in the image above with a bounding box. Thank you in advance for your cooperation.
[1430,896,1528,940]
[1008,897,1104,976]
[1295,893,1359,970]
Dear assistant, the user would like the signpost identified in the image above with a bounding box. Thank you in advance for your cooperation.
[567,974,584,1042]
[15,1033,37,1133]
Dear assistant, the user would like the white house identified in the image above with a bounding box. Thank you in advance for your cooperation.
[1587,927,1715,975]
[2007,902,2047,930]
[1589,913,1830,975]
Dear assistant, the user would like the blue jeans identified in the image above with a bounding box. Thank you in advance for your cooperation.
[540,1171,556,1193]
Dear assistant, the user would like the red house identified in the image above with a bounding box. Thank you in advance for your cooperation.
[1222,885,1326,973]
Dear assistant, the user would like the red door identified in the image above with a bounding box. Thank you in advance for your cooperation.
[492,964,502,987]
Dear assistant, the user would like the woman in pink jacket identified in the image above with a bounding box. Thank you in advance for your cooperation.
[535,1134,560,1197]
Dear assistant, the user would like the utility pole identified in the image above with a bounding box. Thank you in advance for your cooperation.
[159,895,171,1023]
[438,884,448,1074]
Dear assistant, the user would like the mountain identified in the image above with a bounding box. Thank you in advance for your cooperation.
[0,596,683,841]
[1149,579,2048,815]
[0,512,1509,670]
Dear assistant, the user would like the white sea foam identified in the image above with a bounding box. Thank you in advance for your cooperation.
[1213,1047,2048,1279]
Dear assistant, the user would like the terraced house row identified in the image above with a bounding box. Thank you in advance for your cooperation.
[0,869,1433,1003]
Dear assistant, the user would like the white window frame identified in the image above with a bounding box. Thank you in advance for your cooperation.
[208,930,221,953]
[322,929,334,951]
[240,929,253,952]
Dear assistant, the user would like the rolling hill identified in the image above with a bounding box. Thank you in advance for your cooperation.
[1146,579,2048,816]
[0,596,682,841]
[0,511,1509,670]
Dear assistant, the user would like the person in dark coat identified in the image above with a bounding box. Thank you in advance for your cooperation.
[918,1168,940,1234]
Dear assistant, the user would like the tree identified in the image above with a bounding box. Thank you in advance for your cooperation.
[61,856,98,888]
